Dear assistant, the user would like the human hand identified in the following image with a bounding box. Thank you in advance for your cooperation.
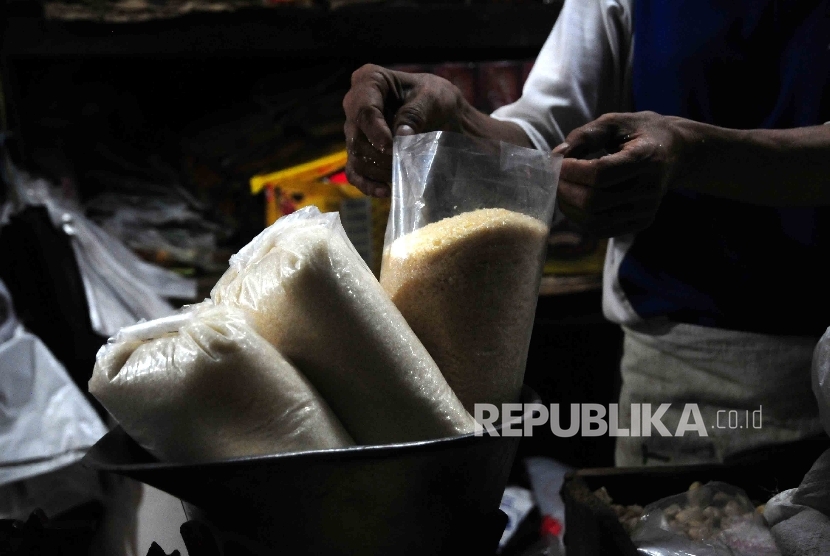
[554,111,696,238]
[342,64,467,196]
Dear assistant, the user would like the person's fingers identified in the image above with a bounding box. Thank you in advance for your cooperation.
[556,177,660,213]
[343,68,395,153]
[551,142,570,155]
[345,122,393,183]
[558,113,626,158]
[349,151,392,184]
[349,160,391,184]
[392,76,462,136]
[396,124,416,136]
[392,90,435,136]
[559,139,657,188]
[347,123,392,167]
[344,164,390,197]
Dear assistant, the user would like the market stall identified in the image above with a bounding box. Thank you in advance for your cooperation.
[3,0,828,554]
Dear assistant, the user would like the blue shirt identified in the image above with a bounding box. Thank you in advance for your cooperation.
[621,0,830,335]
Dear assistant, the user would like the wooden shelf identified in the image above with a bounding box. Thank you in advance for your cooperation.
[2,3,563,59]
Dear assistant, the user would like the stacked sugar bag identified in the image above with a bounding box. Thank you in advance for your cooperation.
[89,302,354,463]
[90,207,475,463]
[211,207,476,445]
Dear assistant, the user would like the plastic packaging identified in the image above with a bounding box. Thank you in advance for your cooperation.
[812,326,830,433]
[0,280,107,486]
[518,516,565,556]
[498,486,535,549]
[631,481,780,556]
[763,327,830,555]
[0,279,15,344]
[523,457,573,554]
[89,302,354,463]
[211,206,476,445]
[2,159,196,336]
[380,131,561,411]
[87,191,224,273]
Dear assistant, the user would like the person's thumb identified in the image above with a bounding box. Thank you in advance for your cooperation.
[392,92,435,136]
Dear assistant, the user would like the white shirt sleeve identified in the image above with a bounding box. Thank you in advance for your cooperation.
[491,0,635,152]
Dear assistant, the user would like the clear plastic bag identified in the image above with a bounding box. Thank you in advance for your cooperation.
[211,206,475,445]
[812,326,830,434]
[631,482,780,556]
[380,131,562,411]
[89,302,354,463]
[384,131,561,239]
[762,327,830,555]
[0,280,107,486]
[2,159,196,336]
[86,191,225,273]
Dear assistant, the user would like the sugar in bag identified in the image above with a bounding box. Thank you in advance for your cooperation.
[89,302,353,462]
[380,132,560,412]
[381,208,549,411]
[211,207,476,445]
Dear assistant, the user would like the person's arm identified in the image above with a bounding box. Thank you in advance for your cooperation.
[491,0,633,152]
[342,67,529,197]
[555,112,830,238]
[342,0,634,196]
[674,122,830,205]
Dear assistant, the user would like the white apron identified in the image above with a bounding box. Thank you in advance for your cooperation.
[615,320,824,466]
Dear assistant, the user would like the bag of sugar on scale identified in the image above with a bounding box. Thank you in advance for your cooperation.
[380,131,562,412]
[211,206,475,445]
[89,302,354,463]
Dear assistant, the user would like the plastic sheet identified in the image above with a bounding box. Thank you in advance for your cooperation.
[86,192,224,273]
[380,131,561,410]
[211,206,476,445]
[812,326,830,434]
[0,280,15,344]
[631,482,780,556]
[2,159,196,336]
[763,327,830,555]
[0,281,107,486]
[89,302,354,463]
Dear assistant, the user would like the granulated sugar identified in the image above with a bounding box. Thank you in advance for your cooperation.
[89,303,354,463]
[380,208,549,411]
[211,208,476,445]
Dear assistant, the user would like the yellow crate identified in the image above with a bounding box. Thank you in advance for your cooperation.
[251,150,390,277]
